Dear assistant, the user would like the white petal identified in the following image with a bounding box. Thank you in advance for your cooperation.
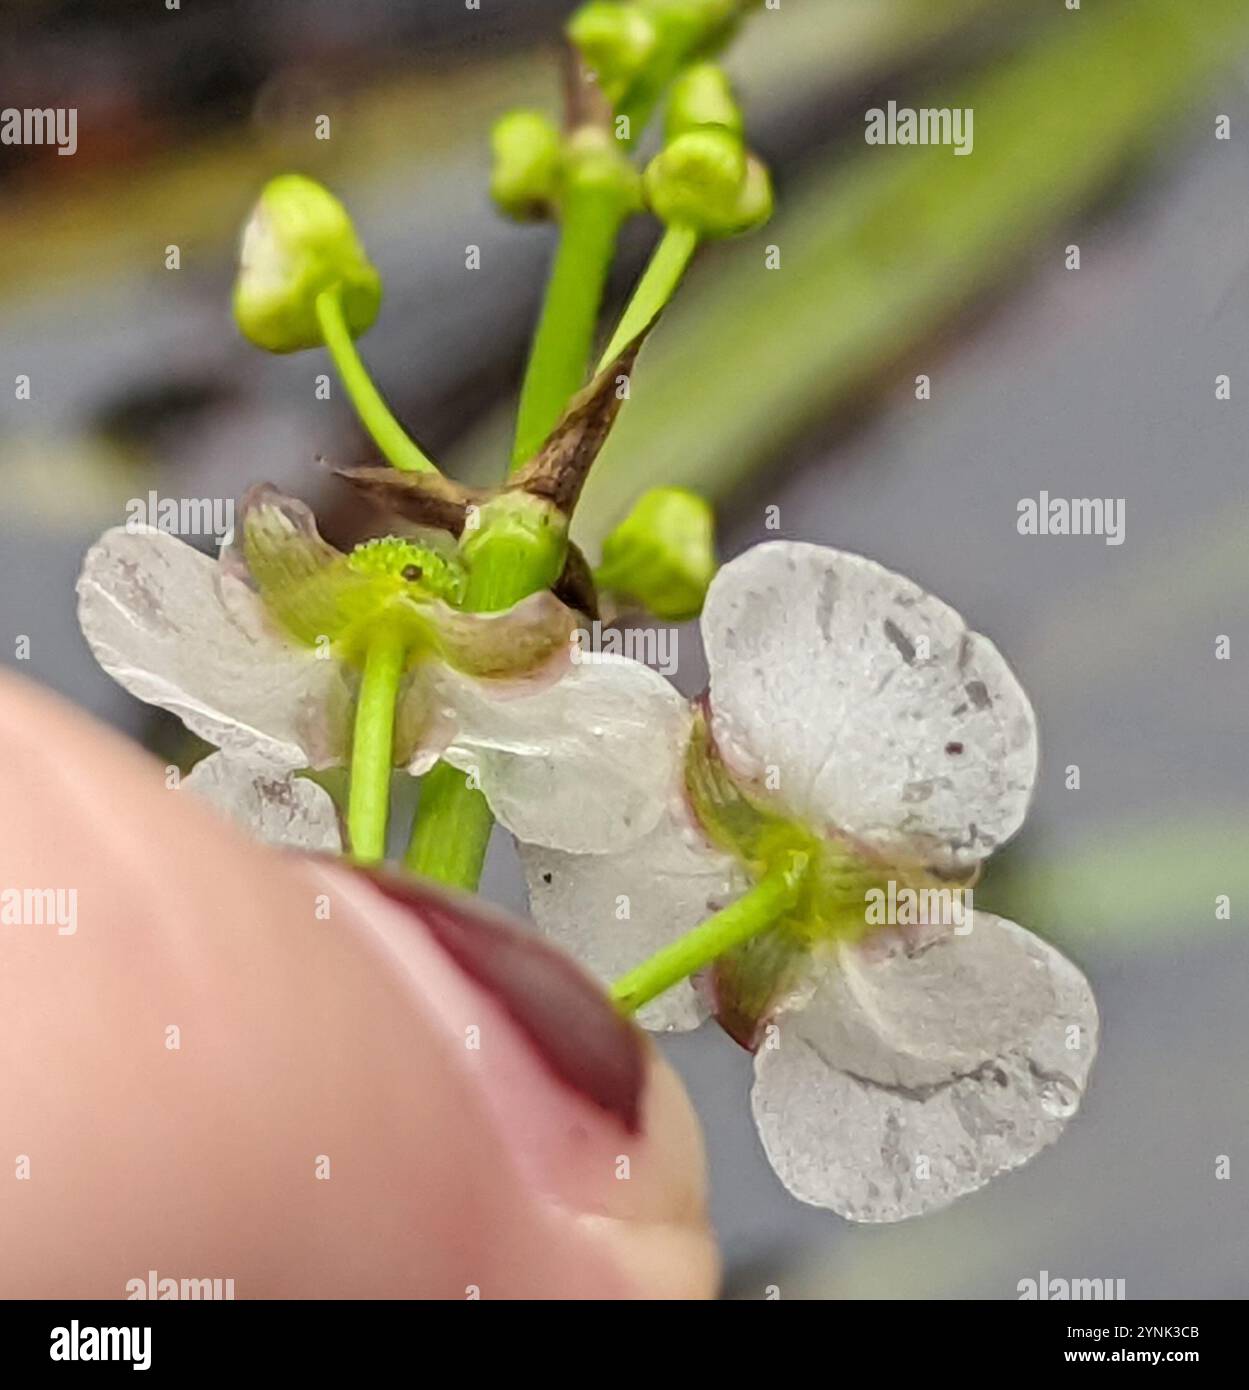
[181,752,343,852]
[702,542,1037,870]
[751,911,1098,1222]
[521,806,744,1032]
[430,655,692,853]
[78,526,354,769]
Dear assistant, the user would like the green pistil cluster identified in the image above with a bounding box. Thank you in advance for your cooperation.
[346,537,468,607]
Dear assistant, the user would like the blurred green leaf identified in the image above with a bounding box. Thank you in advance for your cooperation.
[986,818,1248,951]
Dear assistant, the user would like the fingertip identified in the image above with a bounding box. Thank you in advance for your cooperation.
[0,673,721,1298]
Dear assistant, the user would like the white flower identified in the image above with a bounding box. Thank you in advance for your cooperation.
[76,485,686,851]
[180,752,344,853]
[511,540,1098,1222]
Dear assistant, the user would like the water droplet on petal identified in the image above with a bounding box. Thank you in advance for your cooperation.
[1037,1075,1079,1119]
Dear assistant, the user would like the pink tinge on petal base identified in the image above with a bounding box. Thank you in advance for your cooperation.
[699,926,817,1052]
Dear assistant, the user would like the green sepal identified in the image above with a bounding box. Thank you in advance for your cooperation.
[705,924,813,1051]
[237,487,575,677]
[239,487,377,648]
[459,493,569,607]
[683,710,931,948]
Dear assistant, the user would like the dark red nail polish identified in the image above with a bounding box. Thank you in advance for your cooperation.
[356,867,646,1134]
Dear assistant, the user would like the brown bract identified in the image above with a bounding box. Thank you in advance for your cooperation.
[333,324,657,617]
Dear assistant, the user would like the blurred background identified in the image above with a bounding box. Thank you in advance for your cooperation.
[1,0,1246,1297]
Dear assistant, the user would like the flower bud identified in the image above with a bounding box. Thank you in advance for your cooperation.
[730,152,774,232]
[665,62,743,141]
[641,0,740,54]
[233,174,381,354]
[567,3,659,105]
[643,127,771,237]
[490,110,564,221]
[595,486,716,621]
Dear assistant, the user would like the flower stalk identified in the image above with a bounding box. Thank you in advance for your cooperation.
[314,285,439,475]
[610,851,808,1015]
[346,626,408,863]
[406,144,634,887]
[403,494,568,889]
[599,222,699,368]
[405,762,493,887]
[511,181,627,468]
[344,21,766,893]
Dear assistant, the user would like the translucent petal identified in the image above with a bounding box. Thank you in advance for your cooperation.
[751,911,1098,1222]
[78,526,354,769]
[431,656,692,853]
[181,752,343,852]
[521,806,745,1032]
[702,542,1037,871]
[391,595,578,769]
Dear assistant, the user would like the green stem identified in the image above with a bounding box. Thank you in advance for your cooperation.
[610,853,808,1015]
[405,762,492,887]
[598,222,699,368]
[315,286,439,475]
[511,183,625,468]
[407,190,625,889]
[346,626,407,864]
[401,511,562,889]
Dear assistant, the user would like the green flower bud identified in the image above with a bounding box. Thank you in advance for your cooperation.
[644,127,770,236]
[731,151,774,232]
[563,125,643,219]
[665,62,744,141]
[490,110,564,221]
[567,2,659,105]
[595,486,716,621]
[641,0,740,55]
[233,173,381,354]
[645,127,743,227]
